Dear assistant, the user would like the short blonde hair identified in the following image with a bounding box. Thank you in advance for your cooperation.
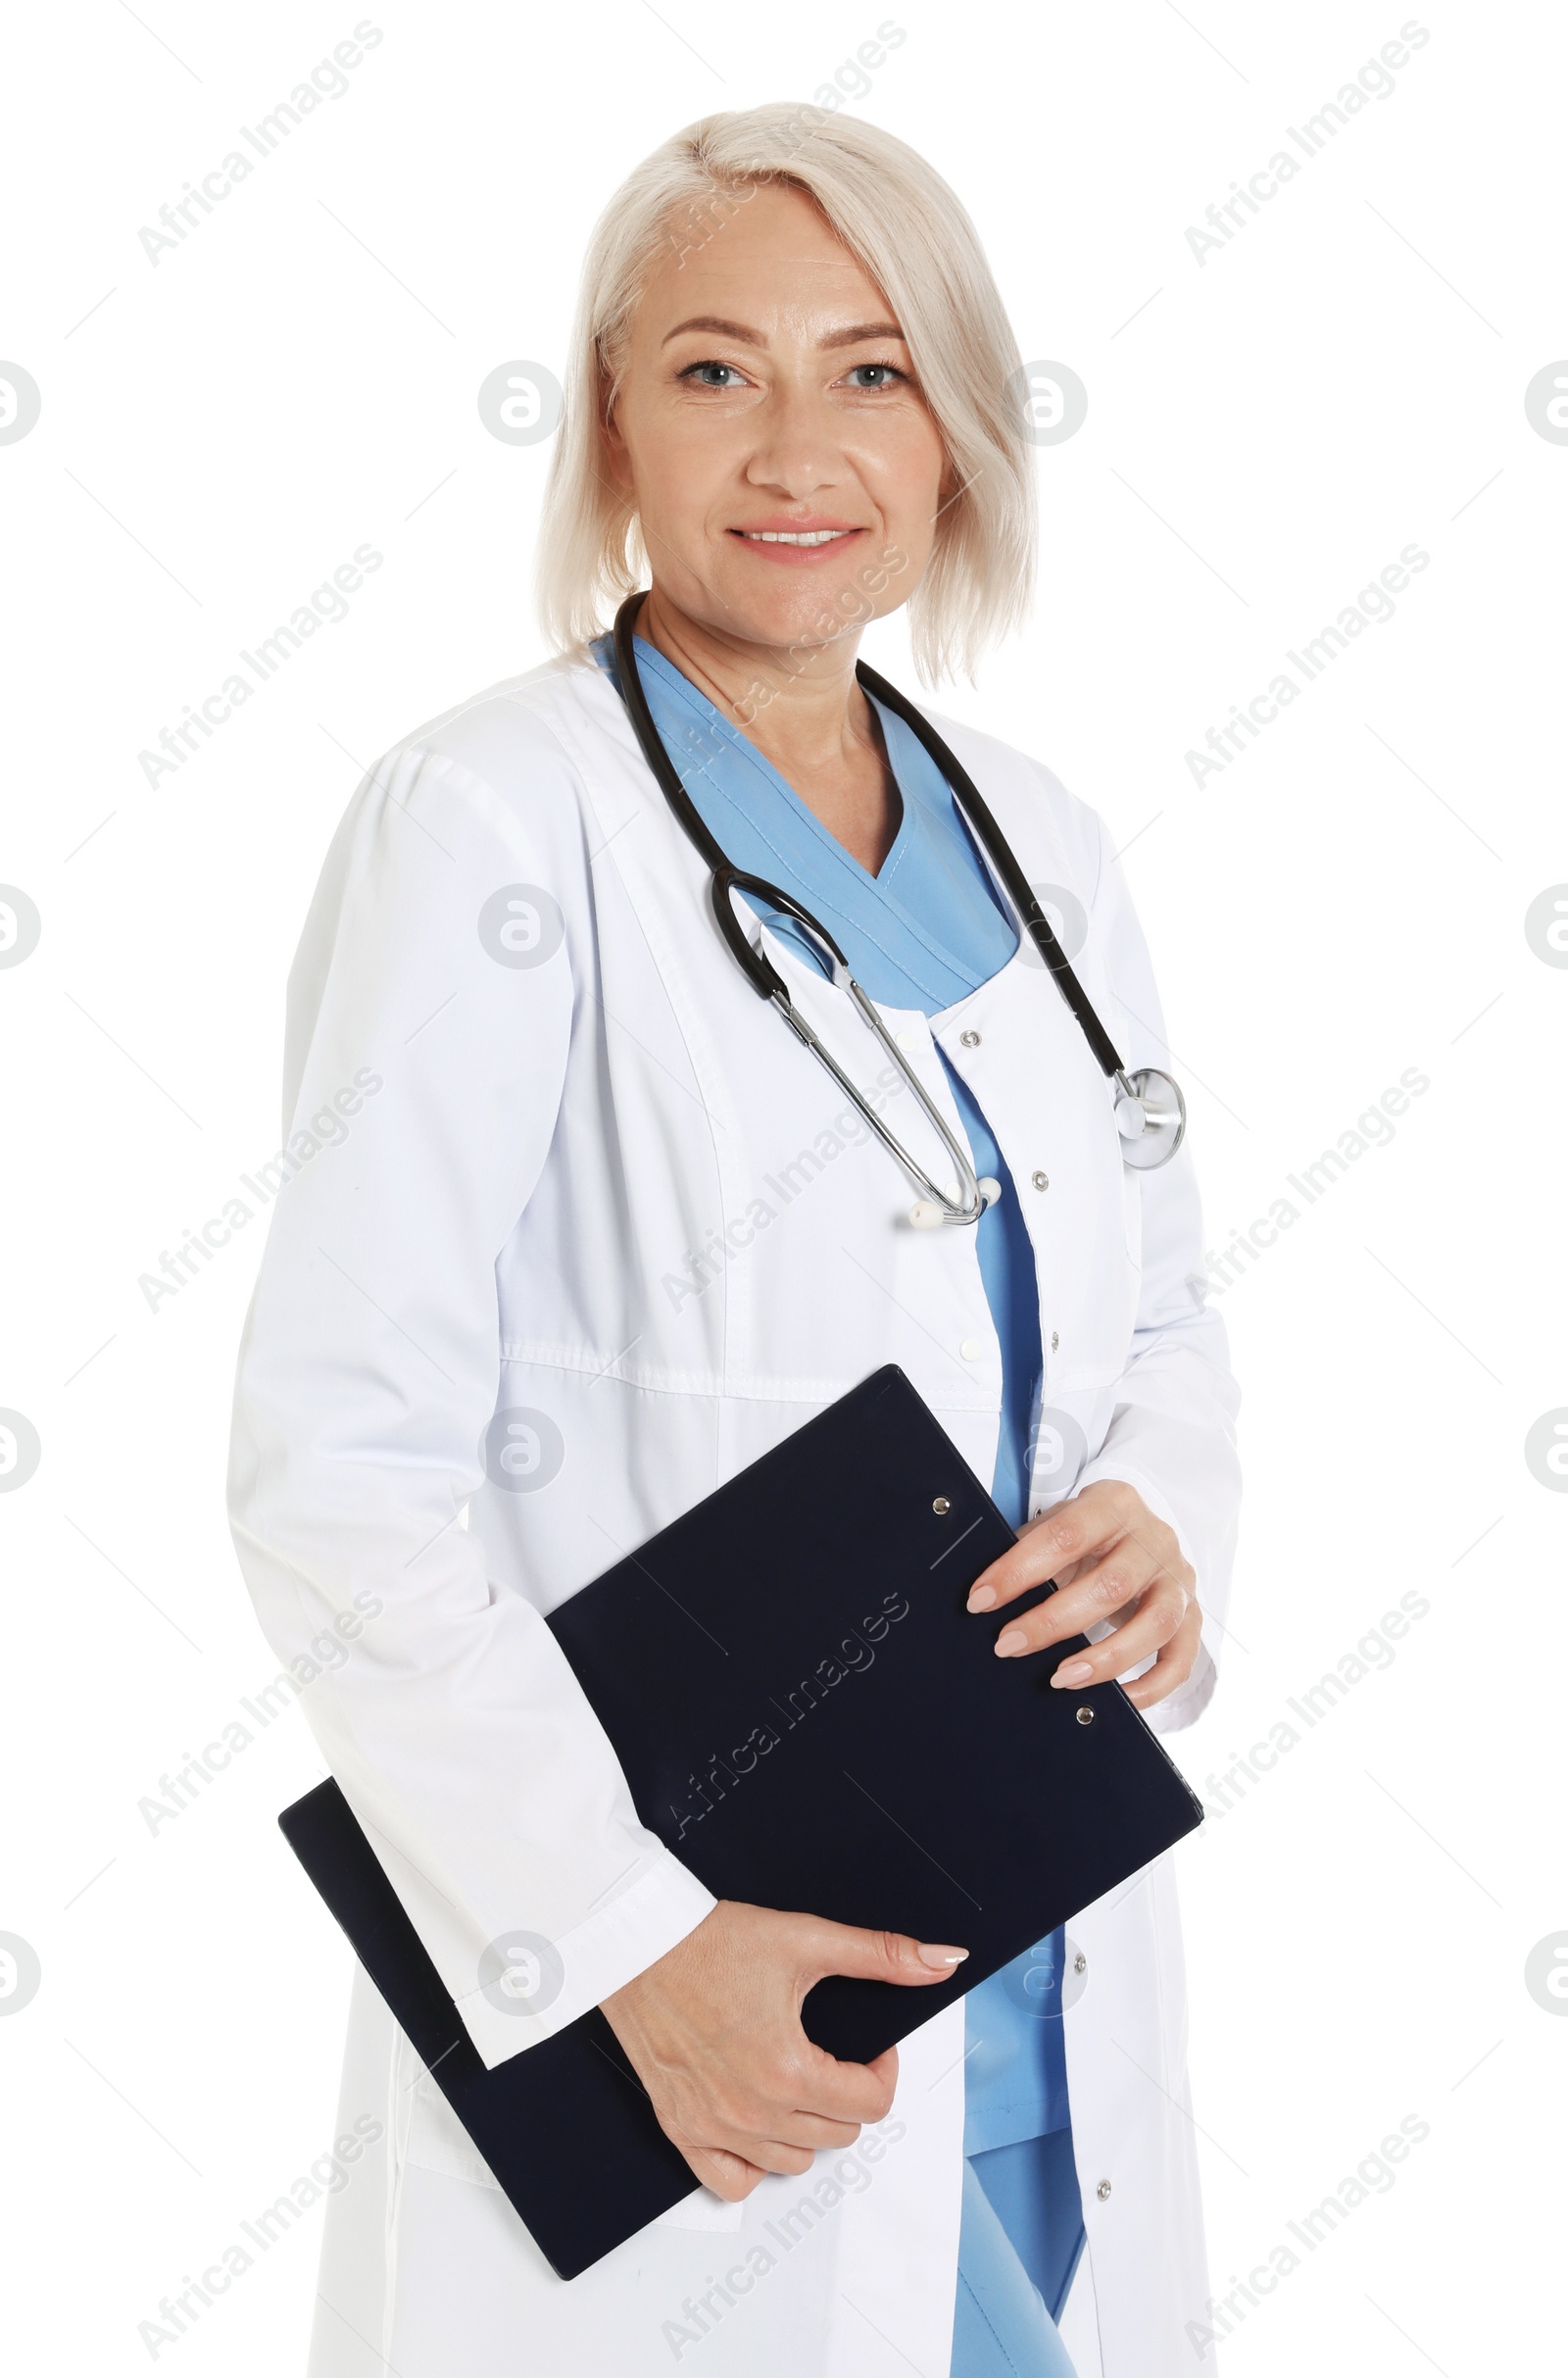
[535,102,1036,685]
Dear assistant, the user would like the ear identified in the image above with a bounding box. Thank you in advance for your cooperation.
[598,368,633,493]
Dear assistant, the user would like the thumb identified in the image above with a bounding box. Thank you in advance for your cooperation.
[803,1917,970,1987]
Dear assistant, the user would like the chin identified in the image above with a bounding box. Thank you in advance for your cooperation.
[706,574,879,656]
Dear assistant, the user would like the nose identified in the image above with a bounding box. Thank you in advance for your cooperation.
[741,374,849,504]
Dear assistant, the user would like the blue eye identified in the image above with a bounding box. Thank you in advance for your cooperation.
[845,364,906,390]
[680,361,746,388]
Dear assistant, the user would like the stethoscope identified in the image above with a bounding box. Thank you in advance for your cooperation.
[611,593,1186,1228]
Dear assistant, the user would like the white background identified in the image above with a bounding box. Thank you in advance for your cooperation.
[2,1,1562,2369]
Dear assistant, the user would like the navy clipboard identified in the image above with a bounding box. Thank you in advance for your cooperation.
[278,1364,1203,2279]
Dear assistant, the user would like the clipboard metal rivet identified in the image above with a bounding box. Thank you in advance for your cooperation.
[932,1496,951,1514]
[1076,1706,1095,1725]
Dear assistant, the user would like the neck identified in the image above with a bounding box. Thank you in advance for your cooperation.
[635,585,879,783]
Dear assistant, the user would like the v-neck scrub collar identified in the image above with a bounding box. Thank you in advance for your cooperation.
[589,630,1018,1016]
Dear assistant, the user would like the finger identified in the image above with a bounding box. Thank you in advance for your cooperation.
[797,1916,969,1990]
[789,2042,900,2127]
[673,2106,818,2183]
[773,2108,867,2150]
[1039,1584,1188,1689]
[672,2134,767,2201]
[988,1535,1167,1661]
[694,2104,863,2174]
[966,1481,1139,1612]
[707,2056,881,2146]
[865,2044,900,2093]
[998,1578,1183,1673]
[727,2134,817,2178]
[1121,1603,1203,1709]
[686,2037,897,2144]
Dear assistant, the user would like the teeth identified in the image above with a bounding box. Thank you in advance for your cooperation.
[740,529,847,544]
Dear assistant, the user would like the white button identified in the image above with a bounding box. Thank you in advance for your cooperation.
[960,1336,984,1362]
[896,1028,921,1051]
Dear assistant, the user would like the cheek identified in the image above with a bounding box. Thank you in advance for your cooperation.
[856,413,948,515]
[616,414,749,587]
[637,411,733,515]
[612,376,723,493]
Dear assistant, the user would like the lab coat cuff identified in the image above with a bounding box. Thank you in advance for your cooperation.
[454,1851,718,2072]
[1141,1639,1218,1736]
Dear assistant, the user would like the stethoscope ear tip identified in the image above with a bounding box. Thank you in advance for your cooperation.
[908,1176,999,1228]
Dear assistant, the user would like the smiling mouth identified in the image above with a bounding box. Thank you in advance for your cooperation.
[733,527,859,544]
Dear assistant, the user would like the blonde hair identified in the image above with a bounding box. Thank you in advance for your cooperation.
[535,102,1036,685]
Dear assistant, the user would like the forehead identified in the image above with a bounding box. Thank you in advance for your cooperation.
[635,182,894,339]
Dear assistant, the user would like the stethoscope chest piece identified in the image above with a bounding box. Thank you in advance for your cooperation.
[1113,1067,1187,1170]
[609,591,1190,1206]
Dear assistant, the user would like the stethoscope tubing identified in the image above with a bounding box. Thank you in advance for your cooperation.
[608,593,1184,1210]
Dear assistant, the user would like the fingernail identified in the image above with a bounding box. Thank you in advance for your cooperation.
[1052,1660,1093,1687]
[966,1584,997,1611]
[995,1628,1028,1657]
[916,1943,970,1967]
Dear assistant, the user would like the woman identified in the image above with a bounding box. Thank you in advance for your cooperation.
[229,103,1241,2378]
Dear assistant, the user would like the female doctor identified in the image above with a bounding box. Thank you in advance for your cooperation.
[228,102,1241,2378]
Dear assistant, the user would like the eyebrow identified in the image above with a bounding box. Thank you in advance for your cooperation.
[660,315,906,351]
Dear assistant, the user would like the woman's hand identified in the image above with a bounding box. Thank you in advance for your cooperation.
[966,1478,1200,1711]
[600,1901,967,2200]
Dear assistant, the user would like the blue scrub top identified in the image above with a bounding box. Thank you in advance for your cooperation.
[590,632,1072,2144]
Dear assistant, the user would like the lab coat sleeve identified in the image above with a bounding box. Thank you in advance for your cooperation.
[1070,811,1243,1734]
[227,725,716,2070]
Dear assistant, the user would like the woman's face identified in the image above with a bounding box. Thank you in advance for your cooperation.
[602,181,951,659]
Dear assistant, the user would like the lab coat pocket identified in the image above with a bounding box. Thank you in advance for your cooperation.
[655,2186,748,2233]
[402,2052,504,2191]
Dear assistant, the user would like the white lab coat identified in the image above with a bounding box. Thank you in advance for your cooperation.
[227,646,1241,2378]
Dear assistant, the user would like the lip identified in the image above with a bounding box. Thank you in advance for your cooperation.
[727,520,867,566]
